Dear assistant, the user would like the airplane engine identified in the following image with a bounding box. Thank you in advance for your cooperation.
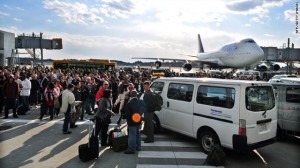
[182,63,192,71]
[256,63,281,71]
[256,64,268,71]
[154,61,162,69]
[270,63,280,71]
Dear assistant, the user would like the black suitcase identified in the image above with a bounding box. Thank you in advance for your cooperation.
[78,120,99,162]
[17,106,29,115]
[108,125,128,152]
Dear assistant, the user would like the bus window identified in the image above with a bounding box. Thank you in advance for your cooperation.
[286,87,300,103]
[197,86,235,108]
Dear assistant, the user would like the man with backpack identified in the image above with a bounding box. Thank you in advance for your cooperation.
[124,90,146,154]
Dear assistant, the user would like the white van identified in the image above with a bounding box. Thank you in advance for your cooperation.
[150,77,277,153]
[271,78,300,139]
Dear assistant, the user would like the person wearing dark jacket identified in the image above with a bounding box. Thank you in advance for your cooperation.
[140,81,156,143]
[30,74,40,108]
[71,81,82,127]
[93,89,116,146]
[124,90,146,154]
[3,74,19,118]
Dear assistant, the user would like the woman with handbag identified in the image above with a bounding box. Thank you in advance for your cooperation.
[93,89,116,146]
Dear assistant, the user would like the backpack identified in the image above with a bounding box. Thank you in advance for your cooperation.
[153,92,163,111]
[203,145,226,166]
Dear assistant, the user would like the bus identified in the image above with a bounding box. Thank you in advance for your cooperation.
[150,69,172,80]
[52,59,117,71]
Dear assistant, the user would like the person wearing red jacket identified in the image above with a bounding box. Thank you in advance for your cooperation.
[95,80,110,107]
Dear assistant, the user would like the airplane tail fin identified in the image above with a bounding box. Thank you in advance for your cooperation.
[198,34,204,53]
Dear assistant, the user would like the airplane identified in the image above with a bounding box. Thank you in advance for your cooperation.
[132,34,264,71]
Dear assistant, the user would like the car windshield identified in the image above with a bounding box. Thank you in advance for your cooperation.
[246,86,275,111]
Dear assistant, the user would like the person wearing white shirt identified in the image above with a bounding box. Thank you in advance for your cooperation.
[61,84,75,134]
[20,74,31,112]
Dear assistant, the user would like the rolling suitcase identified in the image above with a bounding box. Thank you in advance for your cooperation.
[108,124,128,152]
[78,119,99,162]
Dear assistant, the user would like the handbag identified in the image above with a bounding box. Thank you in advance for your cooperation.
[54,97,60,109]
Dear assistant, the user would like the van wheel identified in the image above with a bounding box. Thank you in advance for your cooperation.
[152,114,161,134]
[198,130,220,154]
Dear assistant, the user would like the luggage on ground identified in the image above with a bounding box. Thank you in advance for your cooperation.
[17,106,29,115]
[203,144,226,166]
[78,120,99,162]
[108,125,128,152]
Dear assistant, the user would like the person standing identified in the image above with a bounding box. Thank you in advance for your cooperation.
[71,81,81,126]
[114,84,128,125]
[140,81,156,143]
[95,80,110,106]
[30,74,40,108]
[124,90,146,154]
[20,74,31,112]
[93,89,116,146]
[61,84,75,134]
[40,82,57,120]
[3,74,19,118]
[0,72,6,113]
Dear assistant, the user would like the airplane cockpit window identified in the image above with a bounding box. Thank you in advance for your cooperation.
[241,39,255,43]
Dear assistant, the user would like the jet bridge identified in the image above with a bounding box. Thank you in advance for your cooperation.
[11,32,62,66]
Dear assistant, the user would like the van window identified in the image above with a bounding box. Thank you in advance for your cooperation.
[286,87,300,103]
[167,83,194,102]
[151,82,164,93]
[196,86,235,109]
[246,86,275,111]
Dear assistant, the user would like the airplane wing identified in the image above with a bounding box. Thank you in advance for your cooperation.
[131,56,199,62]
[132,56,220,65]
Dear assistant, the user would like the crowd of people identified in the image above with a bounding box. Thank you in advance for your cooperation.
[0,65,266,155]
[0,65,160,155]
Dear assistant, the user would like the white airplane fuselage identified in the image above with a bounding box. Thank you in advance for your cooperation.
[197,39,264,68]
[131,35,264,71]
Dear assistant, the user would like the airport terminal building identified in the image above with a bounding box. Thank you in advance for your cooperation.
[0,30,15,67]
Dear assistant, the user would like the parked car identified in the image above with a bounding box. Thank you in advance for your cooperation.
[268,74,297,83]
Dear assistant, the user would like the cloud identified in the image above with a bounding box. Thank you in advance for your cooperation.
[4,5,12,9]
[226,0,289,15]
[284,9,296,22]
[47,19,52,23]
[16,7,25,11]
[226,0,263,12]
[250,14,270,24]
[99,0,146,19]
[14,18,23,22]
[264,33,273,37]
[0,12,10,16]
[43,0,104,24]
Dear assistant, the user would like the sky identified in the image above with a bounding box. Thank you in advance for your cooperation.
[0,0,299,62]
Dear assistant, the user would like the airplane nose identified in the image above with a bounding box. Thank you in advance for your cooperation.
[257,47,264,58]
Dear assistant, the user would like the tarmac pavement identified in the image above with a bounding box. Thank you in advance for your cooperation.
[0,107,137,168]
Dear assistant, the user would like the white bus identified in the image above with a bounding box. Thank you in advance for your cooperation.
[150,77,277,153]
